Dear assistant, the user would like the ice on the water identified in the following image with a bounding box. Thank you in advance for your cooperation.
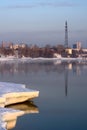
[0,102,39,130]
[0,82,35,96]
[0,107,24,130]
[0,82,39,106]
[0,82,39,130]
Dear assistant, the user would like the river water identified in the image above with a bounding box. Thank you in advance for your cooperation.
[0,60,87,130]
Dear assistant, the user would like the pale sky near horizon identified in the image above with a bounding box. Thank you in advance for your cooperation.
[0,0,87,47]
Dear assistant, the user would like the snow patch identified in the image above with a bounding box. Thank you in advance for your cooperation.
[0,82,39,130]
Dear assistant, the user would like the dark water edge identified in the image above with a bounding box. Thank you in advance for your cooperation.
[0,60,87,130]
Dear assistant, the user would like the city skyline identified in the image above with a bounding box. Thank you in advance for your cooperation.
[0,0,87,47]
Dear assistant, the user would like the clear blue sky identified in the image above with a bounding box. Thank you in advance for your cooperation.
[0,0,87,47]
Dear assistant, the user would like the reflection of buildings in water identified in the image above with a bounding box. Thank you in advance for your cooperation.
[64,63,80,97]
[72,64,81,76]
[0,61,87,76]
[76,66,81,76]
[64,62,85,96]
[53,60,62,65]
[64,62,84,76]
[0,62,65,76]
[0,101,39,130]
[68,63,72,70]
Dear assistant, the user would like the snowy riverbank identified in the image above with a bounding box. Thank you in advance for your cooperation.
[0,56,87,63]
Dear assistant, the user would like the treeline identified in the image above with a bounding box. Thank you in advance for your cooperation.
[0,44,65,58]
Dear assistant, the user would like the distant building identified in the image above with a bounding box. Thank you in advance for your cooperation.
[2,41,13,49]
[10,43,27,50]
[82,49,87,52]
[53,53,62,58]
[21,44,27,48]
[12,44,19,50]
[65,48,72,55]
[73,42,81,50]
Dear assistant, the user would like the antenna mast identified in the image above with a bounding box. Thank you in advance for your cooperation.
[65,21,68,48]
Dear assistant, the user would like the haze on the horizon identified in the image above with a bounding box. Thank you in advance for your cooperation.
[0,0,87,47]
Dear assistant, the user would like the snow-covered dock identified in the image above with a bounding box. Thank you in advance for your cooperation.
[0,82,39,107]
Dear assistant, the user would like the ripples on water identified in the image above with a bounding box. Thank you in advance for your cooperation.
[0,60,87,130]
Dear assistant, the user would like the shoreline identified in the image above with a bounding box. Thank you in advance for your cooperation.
[0,56,87,62]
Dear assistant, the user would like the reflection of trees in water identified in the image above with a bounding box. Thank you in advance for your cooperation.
[0,61,87,76]
[0,62,64,76]
[63,62,87,96]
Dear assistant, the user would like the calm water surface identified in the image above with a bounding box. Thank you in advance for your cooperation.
[0,60,87,130]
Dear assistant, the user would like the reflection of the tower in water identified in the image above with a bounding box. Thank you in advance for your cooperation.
[64,63,75,97]
[0,101,39,130]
